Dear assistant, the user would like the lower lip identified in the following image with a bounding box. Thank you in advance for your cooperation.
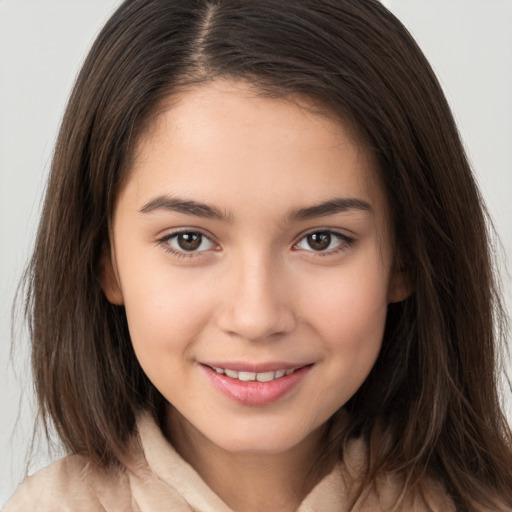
[201,365,312,406]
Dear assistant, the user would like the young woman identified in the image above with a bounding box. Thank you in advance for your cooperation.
[6,1,512,511]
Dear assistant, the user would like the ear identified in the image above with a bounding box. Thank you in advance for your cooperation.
[388,263,413,304]
[99,246,124,305]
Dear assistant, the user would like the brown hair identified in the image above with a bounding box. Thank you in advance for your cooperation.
[24,0,512,510]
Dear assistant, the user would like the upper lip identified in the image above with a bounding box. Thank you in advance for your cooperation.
[201,361,311,373]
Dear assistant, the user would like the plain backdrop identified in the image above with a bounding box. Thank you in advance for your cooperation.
[1,0,511,506]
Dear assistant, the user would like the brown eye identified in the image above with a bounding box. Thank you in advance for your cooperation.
[306,232,332,251]
[164,231,216,253]
[295,231,351,254]
[177,232,202,251]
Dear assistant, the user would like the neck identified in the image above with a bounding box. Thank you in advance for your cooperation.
[165,407,332,512]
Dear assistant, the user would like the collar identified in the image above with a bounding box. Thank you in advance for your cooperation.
[135,411,350,512]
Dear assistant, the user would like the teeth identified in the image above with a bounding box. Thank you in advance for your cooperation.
[238,371,256,381]
[213,367,297,382]
[256,371,275,382]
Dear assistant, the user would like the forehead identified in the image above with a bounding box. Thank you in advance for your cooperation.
[122,79,388,221]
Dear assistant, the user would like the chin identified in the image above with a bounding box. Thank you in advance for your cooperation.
[213,434,303,455]
[202,419,324,456]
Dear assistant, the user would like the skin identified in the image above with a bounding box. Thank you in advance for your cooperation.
[101,80,408,512]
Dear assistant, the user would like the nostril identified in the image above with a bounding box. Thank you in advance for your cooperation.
[216,305,296,342]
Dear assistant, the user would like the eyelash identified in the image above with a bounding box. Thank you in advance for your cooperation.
[293,230,355,256]
[157,229,355,259]
[157,229,218,259]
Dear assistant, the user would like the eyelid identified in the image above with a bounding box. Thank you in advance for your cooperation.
[156,227,355,259]
[292,228,356,255]
[157,228,220,257]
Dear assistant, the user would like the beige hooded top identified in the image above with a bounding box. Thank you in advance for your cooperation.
[5,412,456,512]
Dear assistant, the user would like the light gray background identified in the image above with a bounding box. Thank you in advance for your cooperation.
[1,0,511,506]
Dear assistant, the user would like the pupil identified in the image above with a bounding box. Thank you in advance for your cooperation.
[307,232,331,251]
[178,233,202,251]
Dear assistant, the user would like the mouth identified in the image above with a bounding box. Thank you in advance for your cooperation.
[200,363,313,406]
[208,366,298,383]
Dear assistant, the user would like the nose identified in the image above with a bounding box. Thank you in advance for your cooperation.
[215,253,297,342]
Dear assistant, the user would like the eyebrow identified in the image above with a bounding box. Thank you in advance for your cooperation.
[139,195,372,222]
[288,197,373,221]
[140,195,233,222]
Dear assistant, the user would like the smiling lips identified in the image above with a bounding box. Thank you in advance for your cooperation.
[201,363,312,406]
[211,367,297,382]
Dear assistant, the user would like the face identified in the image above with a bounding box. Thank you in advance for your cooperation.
[102,80,407,457]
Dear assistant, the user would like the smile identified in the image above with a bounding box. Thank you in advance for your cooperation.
[211,367,297,382]
[201,363,313,406]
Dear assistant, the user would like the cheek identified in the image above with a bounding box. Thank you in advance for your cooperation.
[299,255,390,390]
[303,260,390,337]
[118,258,216,364]
[304,274,388,411]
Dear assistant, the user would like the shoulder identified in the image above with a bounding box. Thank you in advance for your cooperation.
[4,454,133,512]
[341,437,457,512]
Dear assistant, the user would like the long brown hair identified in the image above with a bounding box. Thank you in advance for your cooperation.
[24,0,512,510]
